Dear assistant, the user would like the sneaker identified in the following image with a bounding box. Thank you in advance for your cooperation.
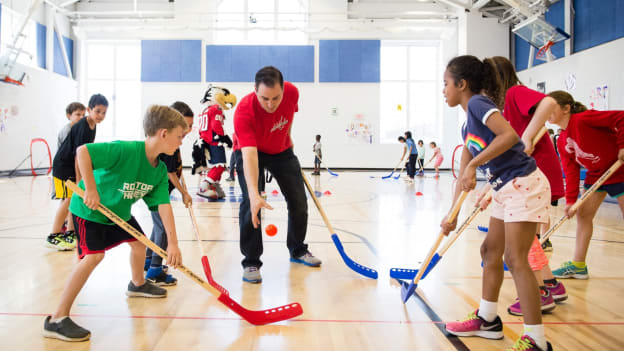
[126,281,167,298]
[225,177,235,182]
[43,316,91,342]
[242,266,262,283]
[213,182,226,198]
[445,309,503,339]
[146,266,177,286]
[507,290,556,316]
[197,181,218,199]
[541,239,553,252]
[507,335,552,351]
[62,231,77,249]
[45,233,73,251]
[290,251,322,267]
[552,261,588,279]
[417,171,424,176]
[545,282,568,302]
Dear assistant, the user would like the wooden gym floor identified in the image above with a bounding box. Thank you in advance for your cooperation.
[0,170,622,350]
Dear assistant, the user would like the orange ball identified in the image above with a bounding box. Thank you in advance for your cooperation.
[265,224,277,236]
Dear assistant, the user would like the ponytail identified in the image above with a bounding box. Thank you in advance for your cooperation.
[446,55,504,109]
[548,90,588,114]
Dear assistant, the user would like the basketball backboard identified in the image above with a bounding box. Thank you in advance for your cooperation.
[512,15,570,49]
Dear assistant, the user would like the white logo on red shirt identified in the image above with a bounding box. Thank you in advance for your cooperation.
[564,137,599,165]
[270,116,288,133]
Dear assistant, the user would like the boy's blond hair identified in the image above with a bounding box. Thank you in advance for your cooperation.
[143,105,188,136]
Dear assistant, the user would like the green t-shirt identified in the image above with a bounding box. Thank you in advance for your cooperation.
[70,141,170,225]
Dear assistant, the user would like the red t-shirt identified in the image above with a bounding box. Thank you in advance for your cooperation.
[234,81,299,155]
[557,109,624,204]
[198,105,224,145]
[503,85,565,202]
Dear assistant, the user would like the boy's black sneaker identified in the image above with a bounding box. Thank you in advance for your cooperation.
[43,316,91,342]
[126,281,167,298]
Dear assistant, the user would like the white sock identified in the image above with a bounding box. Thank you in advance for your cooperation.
[51,316,68,324]
[477,298,498,322]
[524,324,547,350]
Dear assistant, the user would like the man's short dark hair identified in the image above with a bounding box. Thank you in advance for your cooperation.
[255,66,284,89]
[88,94,108,109]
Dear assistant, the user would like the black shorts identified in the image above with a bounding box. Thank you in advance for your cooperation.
[208,145,226,164]
[584,181,624,199]
[72,214,143,259]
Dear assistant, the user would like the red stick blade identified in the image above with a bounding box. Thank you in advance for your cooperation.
[200,256,229,295]
[217,294,303,325]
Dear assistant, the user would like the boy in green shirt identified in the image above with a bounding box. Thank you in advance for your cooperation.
[43,105,188,342]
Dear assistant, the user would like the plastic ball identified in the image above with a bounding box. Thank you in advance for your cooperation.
[265,224,277,237]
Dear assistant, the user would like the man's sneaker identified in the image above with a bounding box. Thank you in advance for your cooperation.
[552,261,588,279]
[126,281,167,298]
[507,335,552,351]
[242,266,262,283]
[146,266,177,286]
[43,316,91,342]
[290,251,322,267]
[545,282,568,302]
[62,231,77,249]
[541,238,553,252]
[225,177,235,182]
[507,290,556,316]
[45,233,73,251]
[445,309,503,339]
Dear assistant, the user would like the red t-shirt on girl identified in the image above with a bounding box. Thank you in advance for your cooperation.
[234,82,299,155]
[503,85,565,202]
[557,109,624,204]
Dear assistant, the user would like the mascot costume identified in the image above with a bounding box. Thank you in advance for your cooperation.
[193,85,236,199]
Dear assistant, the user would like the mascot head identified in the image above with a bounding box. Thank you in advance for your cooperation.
[200,85,237,110]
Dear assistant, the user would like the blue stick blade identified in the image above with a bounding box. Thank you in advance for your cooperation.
[401,280,417,303]
[478,226,489,232]
[420,253,441,280]
[480,260,509,271]
[328,169,339,176]
[331,234,378,279]
[389,268,418,280]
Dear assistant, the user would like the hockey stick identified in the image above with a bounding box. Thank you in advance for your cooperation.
[382,159,402,179]
[301,171,378,279]
[400,191,468,303]
[393,166,405,180]
[539,159,623,245]
[66,180,303,325]
[314,152,338,176]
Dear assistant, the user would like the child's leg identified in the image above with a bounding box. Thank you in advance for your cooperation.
[149,211,167,267]
[66,212,75,232]
[573,191,607,262]
[504,221,541,325]
[129,240,148,287]
[53,253,105,318]
[481,217,506,305]
[52,198,71,233]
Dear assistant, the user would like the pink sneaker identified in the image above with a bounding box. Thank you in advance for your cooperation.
[545,282,567,302]
[507,335,552,351]
[445,309,503,339]
[507,290,556,316]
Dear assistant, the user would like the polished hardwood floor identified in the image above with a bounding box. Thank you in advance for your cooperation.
[0,170,622,350]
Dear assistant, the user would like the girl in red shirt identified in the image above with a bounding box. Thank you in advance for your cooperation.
[548,90,624,280]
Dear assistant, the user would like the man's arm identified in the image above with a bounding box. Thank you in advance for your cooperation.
[242,146,273,228]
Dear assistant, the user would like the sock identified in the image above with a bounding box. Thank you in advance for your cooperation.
[478,298,498,322]
[51,316,68,324]
[536,233,541,239]
[571,260,586,269]
[524,324,547,350]
[544,278,558,286]
[539,286,547,296]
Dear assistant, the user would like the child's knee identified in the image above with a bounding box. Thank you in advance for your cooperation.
[83,253,105,265]
[503,249,528,271]
[129,240,146,251]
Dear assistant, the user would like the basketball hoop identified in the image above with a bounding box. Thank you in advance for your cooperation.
[535,40,555,61]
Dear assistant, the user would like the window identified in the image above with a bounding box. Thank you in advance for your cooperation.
[0,6,39,69]
[84,41,141,141]
[215,0,307,44]
[379,41,442,144]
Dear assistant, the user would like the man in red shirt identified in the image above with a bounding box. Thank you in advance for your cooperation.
[234,66,321,283]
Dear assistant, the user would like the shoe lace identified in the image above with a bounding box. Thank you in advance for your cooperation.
[508,337,533,351]
[460,311,478,323]
[248,267,258,272]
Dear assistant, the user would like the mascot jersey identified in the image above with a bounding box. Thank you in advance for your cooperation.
[199,105,225,146]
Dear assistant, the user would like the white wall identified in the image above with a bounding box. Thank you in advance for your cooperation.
[517,37,624,111]
[0,63,78,170]
[458,9,509,58]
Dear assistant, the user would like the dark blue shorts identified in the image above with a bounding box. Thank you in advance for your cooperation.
[208,145,226,164]
[583,181,624,198]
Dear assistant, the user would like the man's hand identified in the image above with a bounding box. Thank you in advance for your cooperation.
[250,194,274,228]
[166,243,182,268]
[440,215,457,236]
